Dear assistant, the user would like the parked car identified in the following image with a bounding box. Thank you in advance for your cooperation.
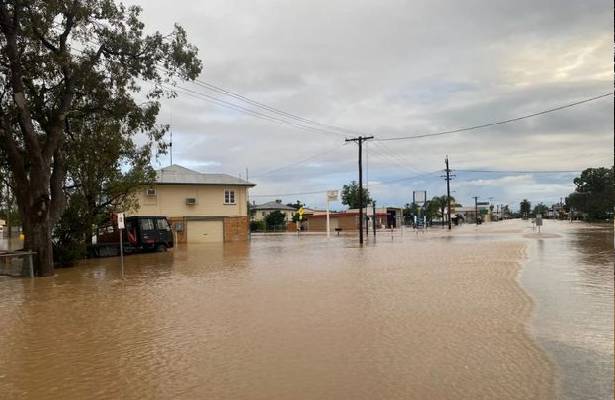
[89,216,174,257]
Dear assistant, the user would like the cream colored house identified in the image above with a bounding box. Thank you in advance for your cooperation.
[131,165,255,243]
[251,200,297,221]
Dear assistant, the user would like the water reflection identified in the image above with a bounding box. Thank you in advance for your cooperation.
[520,221,614,400]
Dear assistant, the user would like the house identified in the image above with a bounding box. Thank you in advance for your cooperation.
[131,164,255,243]
[299,208,389,232]
[454,203,491,223]
[251,200,297,221]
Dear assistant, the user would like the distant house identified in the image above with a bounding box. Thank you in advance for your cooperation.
[131,164,255,243]
[251,200,297,221]
[454,203,491,223]
[299,208,394,232]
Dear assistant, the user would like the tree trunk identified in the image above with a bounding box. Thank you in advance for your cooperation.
[19,189,55,276]
[24,216,54,276]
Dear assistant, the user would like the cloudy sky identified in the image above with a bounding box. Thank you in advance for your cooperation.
[130,0,613,210]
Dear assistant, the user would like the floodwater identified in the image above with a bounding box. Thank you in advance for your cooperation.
[0,220,611,399]
[520,221,614,400]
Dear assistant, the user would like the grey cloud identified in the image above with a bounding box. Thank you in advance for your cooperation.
[130,0,612,209]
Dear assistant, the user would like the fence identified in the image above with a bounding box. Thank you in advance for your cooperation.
[0,251,35,277]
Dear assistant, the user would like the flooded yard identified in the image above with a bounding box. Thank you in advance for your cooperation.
[0,220,612,399]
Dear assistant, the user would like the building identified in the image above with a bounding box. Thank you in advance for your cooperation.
[296,208,390,232]
[251,200,297,221]
[131,164,254,243]
[454,203,491,224]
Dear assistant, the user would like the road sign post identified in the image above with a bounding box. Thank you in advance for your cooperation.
[326,190,338,238]
[297,207,305,235]
[117,212,125,278]
[536,214,543,233]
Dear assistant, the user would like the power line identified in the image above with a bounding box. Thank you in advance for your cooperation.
[164,83,347,139]
[375,92,613,141]
[250,190,329,198]
[250,170,441,198]
[250,143,348,178]
[456,169,580,174]
[188,79,370,138]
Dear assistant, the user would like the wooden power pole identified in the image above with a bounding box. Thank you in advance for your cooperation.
[473,196,479,225]
[345,136,374,245]
[443,156,455,230]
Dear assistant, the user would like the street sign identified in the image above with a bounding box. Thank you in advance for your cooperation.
[298,207,305,221]
[117,212,125,229]
[327,190,339,201]
[116,212,125,278]
[413,190,427,206]
[536,214,543,226]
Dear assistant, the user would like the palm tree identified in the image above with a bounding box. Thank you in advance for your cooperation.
[436,195,456,226]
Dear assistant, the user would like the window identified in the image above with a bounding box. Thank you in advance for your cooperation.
[156,218,171,231]
[224,189,236,205]
[140,218,155,231]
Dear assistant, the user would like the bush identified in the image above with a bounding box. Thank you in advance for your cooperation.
[250,220,266,232]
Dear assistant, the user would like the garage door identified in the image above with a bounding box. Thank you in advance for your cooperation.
[187,220,224,243]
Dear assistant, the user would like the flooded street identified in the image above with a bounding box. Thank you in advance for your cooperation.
[520,222,614,400]
[0,220,611,399]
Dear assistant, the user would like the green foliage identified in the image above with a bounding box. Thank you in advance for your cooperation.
[249,220,265,232]
[520,199,531,216]
[0,1,202,270]
[566,167,614,220]
[286,200,304,210]
[403,202,418,218]
[532,203,548,217]
[264,210,286,229]
[341,181,371,209]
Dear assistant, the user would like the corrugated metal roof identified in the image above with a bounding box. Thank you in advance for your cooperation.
[155,164,255,186]
[252,200,297,211]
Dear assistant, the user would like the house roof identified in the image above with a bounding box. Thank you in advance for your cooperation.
[155,164,255,186]
[252,200,297,211]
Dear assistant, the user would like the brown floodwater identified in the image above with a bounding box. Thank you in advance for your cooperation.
[0,220,610,399]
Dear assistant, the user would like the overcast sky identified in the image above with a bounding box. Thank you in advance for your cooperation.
[130,0,613,210]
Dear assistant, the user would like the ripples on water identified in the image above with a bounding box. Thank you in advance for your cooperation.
[0,220,610,399]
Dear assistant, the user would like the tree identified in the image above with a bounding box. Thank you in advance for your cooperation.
[520,199,531,217]
[502,205,511,219]
[0,1,201,275]
[402,202,419,223]
[425,197,440,221]
[532,203,548,217]
[431,195,455,226]
[341,181,371,209]
[264,210,286,230]
[566,167,614,220]
[286,200,304,210]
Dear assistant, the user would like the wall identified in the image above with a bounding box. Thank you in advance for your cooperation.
[133,184,248,217]
[223,216,249,241]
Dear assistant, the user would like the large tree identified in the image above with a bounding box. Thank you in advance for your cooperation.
[0,1,201,275]
[532,203,548,217]
[519,199,531,217]
[341,181,371,209]
[566,167,614,220]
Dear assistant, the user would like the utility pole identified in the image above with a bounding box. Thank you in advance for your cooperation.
[169,129,173,166]
[473,196,479,225]
[372,201,377,237]
[345,136,374,245]
[442,156,455,230]
[366,202,369,238]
